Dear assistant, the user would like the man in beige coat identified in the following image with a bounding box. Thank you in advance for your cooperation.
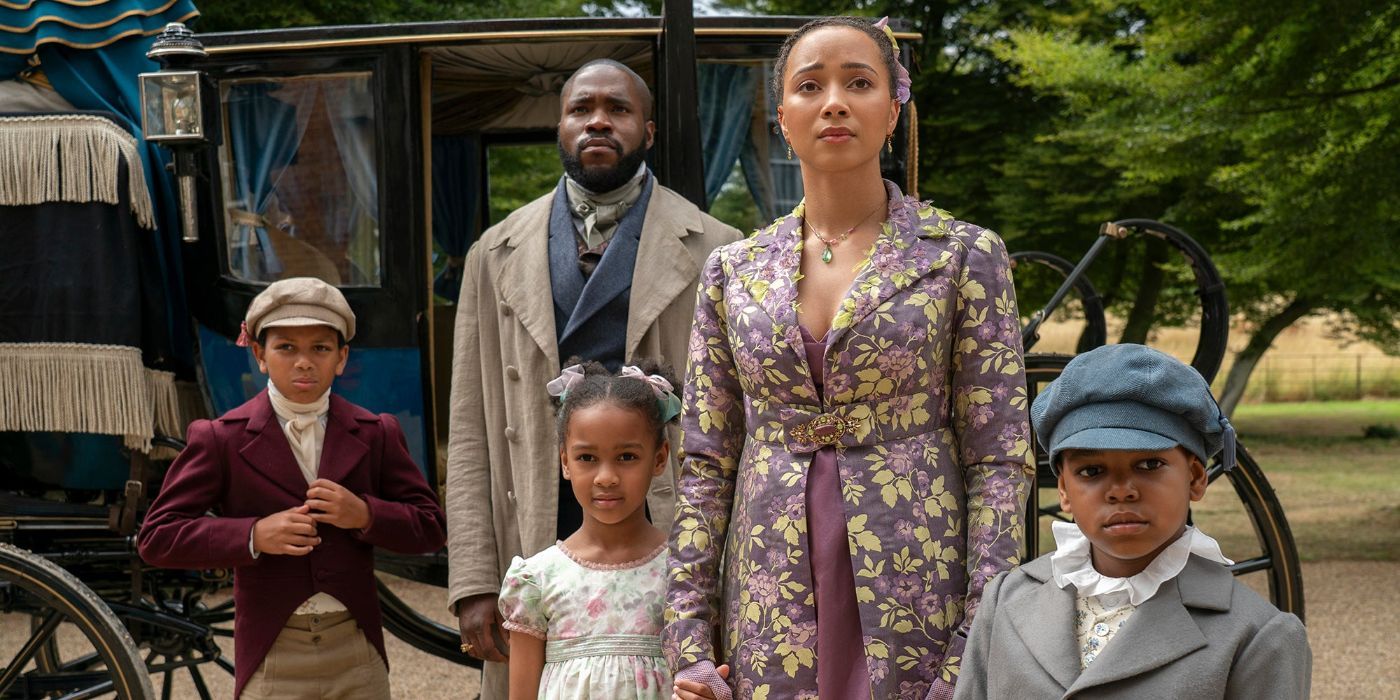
[445,59,742,698]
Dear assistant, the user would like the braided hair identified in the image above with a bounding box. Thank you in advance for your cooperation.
[771,16,901,103]
[554,358,681,447]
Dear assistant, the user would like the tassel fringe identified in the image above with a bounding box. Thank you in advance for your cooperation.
[0,342,196,452]
[0,114,156,230]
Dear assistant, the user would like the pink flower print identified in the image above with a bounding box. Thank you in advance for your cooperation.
[586,595,607,618]
[893,573,922,603]
[899,679,931,699]
[992,383,1009,399]
[885,444,916,476]
[783,495,804,522]
[873,245,903,276]
[877,346,917,382]
[735,350,763,382]
[749,570,780,606]
[766,546,787,568]
[968,403,993,429]
[869,656,890,684]
[747,328,772,354]
[895,519,915,540]
[825,370,852,397]
[784,621,816,649]
[704,385,733,415]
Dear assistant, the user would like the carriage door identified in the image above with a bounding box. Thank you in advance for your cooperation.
[187,47,432,474]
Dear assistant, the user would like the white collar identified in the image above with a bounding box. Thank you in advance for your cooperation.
[1050,521,1232,606]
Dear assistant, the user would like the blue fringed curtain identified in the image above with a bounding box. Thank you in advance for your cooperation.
[431,134,482,301]
[9,1,202,367]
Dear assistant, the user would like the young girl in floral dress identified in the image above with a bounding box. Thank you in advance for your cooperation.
[498,360,689,699]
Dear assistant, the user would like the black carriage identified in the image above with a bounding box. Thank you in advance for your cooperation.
[0,7,1300,700]
[0,9,921,698]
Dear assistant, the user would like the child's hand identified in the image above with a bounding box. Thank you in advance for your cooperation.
[673,663,730,700]
[253,505,320,555]
[305,479,371,530]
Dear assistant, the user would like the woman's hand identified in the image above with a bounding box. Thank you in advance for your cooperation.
[673,662,730,700]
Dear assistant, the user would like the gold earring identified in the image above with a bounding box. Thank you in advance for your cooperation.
[886,134,894,153]
[787,144,793,160]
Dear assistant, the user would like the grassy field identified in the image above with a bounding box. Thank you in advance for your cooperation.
[1225,400,1400,562]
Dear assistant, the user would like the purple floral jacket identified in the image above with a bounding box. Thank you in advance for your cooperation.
[663,182,1033,699]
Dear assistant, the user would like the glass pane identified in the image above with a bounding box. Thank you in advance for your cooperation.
[218,73,380,286]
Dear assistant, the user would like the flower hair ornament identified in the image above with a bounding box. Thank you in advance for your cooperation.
[873,17,913,104]
[619,366,684,422]
[545,364,585,399]
[545,364,683,423]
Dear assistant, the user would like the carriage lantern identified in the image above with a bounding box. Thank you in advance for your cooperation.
[139,22,212,242]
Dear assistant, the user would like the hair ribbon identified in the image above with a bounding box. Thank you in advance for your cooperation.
[619,365,683,422]
[546,364,585,399]
[873,17,913,104]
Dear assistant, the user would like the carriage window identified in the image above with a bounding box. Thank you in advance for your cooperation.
[218,73,381,286]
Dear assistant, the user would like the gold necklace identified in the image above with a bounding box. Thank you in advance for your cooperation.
[805,204,884,264]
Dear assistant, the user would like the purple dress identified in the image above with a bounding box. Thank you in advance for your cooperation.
[802,324,872,697]
[665,181,1033,699]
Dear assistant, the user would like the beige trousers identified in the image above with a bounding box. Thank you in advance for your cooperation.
[241,611,391,700]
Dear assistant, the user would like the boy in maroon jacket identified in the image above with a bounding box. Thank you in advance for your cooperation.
[139,278,446,699]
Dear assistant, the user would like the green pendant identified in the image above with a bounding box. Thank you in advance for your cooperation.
[821,245,833,264]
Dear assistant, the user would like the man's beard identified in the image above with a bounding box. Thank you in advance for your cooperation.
[558,137,648,193]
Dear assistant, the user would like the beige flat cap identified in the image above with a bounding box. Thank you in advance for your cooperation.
[239,277,356,346]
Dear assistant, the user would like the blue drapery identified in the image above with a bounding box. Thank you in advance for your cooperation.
[223,75,379,284]
[225,82,304,279]
[698,63,776,222]
[431,134,482,301]
[0,0,197,79]
[35,17,199,367]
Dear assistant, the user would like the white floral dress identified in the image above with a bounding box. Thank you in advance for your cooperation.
[499,541,670,699]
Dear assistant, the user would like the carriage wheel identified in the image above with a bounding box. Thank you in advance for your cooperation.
[0,543,154,699]
[1022,355,1305,619]
[1009,250,1108,353]
[377,574,480,668]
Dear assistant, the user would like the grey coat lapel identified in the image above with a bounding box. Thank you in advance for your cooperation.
[559,175,653,341]
[1065,556,1231,695]
[496,192,560,369]
[1008,557,1082,691]
[624,185,706,359]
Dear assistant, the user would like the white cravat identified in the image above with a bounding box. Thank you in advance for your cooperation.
[267,380,329,484]
[1050,521,1233,606]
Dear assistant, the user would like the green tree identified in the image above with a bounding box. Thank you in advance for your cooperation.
[997,0,1400,412]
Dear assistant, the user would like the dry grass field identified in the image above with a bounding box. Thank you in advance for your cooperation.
[1031,314,1400,402]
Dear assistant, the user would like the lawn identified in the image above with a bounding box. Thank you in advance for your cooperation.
[1223,400,1400,562]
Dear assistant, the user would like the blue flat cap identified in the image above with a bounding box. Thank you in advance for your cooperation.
[1031,344,1236,472]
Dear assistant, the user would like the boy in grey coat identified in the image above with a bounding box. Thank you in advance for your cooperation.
[954,344,1310,699]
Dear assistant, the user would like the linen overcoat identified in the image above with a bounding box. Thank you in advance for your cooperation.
[664,182,1034,699]
[953,553,1312,699]
[138,391,447,699]
[444,182,741,698]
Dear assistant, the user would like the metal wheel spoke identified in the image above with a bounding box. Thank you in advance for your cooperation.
[186,655,213,700]
[0,609,64,690]
[55,680,115,700]
[1229,556,1274,576]
[160,655,174,700]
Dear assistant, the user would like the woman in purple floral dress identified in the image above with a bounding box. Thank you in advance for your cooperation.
[664,16,1033,700]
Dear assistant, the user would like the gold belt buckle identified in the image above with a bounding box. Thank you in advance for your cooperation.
[792,413,851,446]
